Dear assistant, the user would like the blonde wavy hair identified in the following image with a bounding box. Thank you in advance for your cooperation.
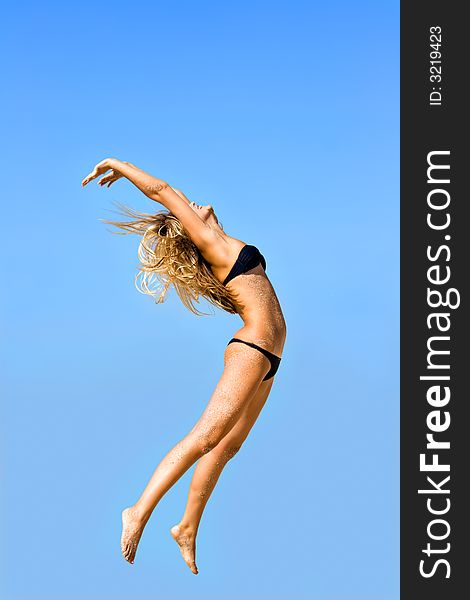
[101,201,239,315]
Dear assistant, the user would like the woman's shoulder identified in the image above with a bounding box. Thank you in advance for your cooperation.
[203,234,246,280]
[204,233,245,265]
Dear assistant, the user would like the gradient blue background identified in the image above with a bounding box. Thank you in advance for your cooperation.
[1,1,399,599]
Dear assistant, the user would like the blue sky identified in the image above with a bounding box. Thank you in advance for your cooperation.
[1,1,399,599]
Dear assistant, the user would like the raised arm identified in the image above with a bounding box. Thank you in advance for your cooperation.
[82,158,225,259]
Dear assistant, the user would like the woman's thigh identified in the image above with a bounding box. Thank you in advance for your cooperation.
[189,342,271,449]
[211,377,275,455]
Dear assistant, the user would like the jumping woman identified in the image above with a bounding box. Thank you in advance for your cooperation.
[81,158,287,574]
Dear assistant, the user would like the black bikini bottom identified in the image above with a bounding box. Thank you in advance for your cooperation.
[227,337,282,381]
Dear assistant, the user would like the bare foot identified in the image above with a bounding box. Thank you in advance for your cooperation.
[170,523,198,574]
[121,506,147,564]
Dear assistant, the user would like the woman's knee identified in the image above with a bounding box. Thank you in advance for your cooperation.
[220,443,242,461]
[189,426,226,456]
[210,435,244,462]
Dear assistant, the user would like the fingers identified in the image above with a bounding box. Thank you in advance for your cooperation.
[97,175,111,186]
[81,160,112,187]
[97,170,122,187]
[81,172,95,187]
[82,167,103,187]
[82,170,117,188]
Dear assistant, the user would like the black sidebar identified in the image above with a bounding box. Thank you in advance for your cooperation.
[401,3,469,599]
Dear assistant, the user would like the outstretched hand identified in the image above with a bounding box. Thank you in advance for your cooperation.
[81,158,123,188]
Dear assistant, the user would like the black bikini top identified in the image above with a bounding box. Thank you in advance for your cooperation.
[223,244,267,286]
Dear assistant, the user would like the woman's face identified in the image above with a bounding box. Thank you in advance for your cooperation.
[189,201,218,224]
[171,188,220,226]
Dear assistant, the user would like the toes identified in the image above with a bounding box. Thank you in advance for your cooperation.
[183,552,197,573]
[122,545,134,564]
[122,542,132,559]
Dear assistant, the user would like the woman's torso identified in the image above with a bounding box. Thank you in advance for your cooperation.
[211,238,287,356]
